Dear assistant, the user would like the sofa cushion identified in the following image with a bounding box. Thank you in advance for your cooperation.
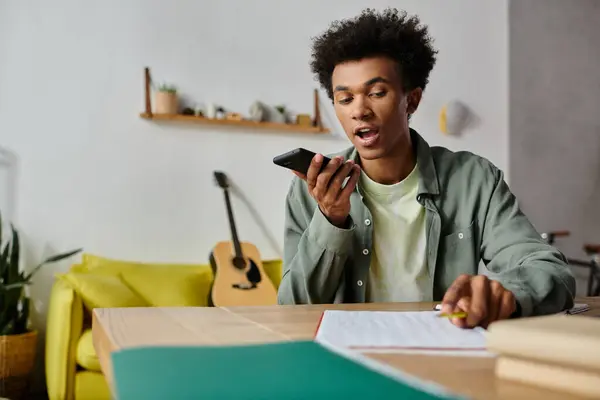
[78,253,283,289]
[76,329,101,372]
[58,272,149,310]
[79,253,212,275]
[261,259,282,288]
[75,370,111,400]
[120,266,213,307]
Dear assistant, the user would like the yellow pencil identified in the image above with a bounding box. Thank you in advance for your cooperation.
[438,311,468,319]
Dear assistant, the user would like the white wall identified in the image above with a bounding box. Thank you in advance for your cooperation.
[0,0,508,392]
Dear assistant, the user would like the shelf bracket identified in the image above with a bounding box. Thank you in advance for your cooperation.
[144,67,152,117]
[313,88,323,129]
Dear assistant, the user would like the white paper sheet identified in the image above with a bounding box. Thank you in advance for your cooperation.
[314,310,487,352]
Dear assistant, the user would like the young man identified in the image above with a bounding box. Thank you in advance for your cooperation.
[277,8,575,328]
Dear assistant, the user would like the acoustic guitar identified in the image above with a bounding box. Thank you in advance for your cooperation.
[209,171,278,307]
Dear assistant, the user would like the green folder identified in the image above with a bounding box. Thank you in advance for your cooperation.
[111,341,463,399]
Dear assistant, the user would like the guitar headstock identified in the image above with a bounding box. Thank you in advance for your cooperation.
[213,171,229,189]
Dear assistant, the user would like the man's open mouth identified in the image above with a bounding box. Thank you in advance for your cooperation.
[355,127,380,146]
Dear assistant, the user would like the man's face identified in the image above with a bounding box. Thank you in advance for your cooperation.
[331,56,421,160]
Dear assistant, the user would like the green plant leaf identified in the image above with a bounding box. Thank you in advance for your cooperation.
[23,248,82,281]
[7,223,20,284]
[14,297,29,334]
[0,210,82,335]
[157,83,177,94]
[1,320,15,335]
[42,248,83,264]
[1,281,29,291]
[0,285,22,335]
[0,242,8,282]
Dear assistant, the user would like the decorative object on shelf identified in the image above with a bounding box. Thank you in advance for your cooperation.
[154,83,178,114]
[215,106,226,119]
[140,67,329,134]
[296,114,312,127]
[286,111,298,124]
[275,104,296,124]
[439,100,470,136]
[248,101,265,122]
[206,104,226,119]
[225,112,242,121]
[206,103,217,119]
[0,210,82,400]
[181,107,195,116]
[249,101,288,123]
[262,103,286,124]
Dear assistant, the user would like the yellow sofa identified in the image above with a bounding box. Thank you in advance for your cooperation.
[44,253,282,400]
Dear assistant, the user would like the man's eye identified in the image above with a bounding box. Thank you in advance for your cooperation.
[338,97,352,104]
[370,91,386,97]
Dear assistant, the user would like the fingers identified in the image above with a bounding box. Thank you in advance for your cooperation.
[303,154,359,227]
[328,160,356,195]
[305,154,321,190]
[486,280,505,327]
[451,297,471,329]
[306,154,327,191]
[498,290,516,320]
[466,275,490,328]
[312,156,343,199]
[442,274,518,329]
[339,165,361,199]
[441,274,471,315]
[292,170,307,180]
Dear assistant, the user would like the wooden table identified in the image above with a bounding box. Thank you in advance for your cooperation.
[92,297,600,400]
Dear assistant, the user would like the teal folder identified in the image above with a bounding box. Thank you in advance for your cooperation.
[111,341,462,399]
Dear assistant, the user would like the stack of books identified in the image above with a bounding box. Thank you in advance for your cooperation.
[487,313,600,398]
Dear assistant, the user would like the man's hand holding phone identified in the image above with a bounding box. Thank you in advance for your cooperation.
[292,153,361,228]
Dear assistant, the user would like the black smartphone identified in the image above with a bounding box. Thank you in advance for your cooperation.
[273,148,331,175]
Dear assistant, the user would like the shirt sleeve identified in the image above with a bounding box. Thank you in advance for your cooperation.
[480,167,576,317]
[277,178,355,304]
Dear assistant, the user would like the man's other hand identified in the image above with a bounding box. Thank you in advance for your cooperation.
[440,274,516,329]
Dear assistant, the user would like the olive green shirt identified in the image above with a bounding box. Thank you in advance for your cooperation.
[277,129,576,317]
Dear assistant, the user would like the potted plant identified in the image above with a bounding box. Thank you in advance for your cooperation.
[0,210,82,399]
[154,83,178,114]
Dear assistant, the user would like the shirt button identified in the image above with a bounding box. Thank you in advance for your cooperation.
[362,249,369,255]
[357,280,363,287]
[365,219,371,226]
[458,233,464,239]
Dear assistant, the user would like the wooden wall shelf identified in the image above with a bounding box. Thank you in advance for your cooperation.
[139,113,329,134]
[140,67,330,134]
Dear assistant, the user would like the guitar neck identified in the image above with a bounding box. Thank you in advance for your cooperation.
[222,188,243,258]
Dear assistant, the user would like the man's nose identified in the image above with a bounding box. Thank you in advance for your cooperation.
[350,98,373,120]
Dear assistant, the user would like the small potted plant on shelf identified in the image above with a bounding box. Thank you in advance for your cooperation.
[154,83,178,114]
[0,210,82,399]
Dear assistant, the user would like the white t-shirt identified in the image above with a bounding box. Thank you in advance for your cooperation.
[359,164,432,302]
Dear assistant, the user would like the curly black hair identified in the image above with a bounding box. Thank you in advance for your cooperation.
[310,8,438,100]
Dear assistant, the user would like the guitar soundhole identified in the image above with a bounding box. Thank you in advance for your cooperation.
[231,258,262,290]
[232,256,246,270]
[245,258,262,284]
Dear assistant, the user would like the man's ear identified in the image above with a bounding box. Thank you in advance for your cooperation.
[406,88,423,115]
